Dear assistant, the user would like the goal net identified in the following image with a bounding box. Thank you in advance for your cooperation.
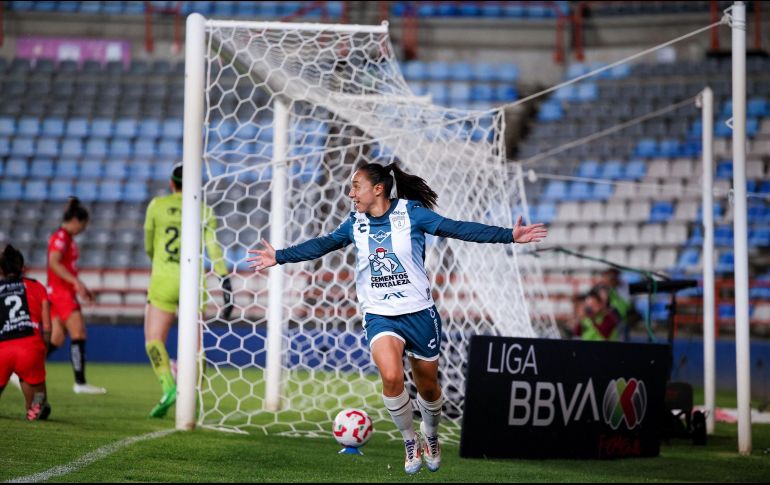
[184,17,558,442]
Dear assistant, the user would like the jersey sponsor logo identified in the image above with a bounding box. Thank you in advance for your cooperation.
[369,230,391,244]
[369,248,412,289]
[381,291,408,300]
[368,247,404,276]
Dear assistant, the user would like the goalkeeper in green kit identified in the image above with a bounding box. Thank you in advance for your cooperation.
[143,163,233,418]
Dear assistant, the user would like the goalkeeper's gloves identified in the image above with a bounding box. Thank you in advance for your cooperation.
[220,276,234,321]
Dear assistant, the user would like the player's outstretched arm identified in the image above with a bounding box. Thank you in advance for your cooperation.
[513,216,548,244]
[247,239,277,271]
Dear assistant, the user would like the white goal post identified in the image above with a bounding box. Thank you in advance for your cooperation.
[177,13,558,440]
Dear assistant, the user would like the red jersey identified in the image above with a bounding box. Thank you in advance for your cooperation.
[47,227,79,294]
[23,278,48,337]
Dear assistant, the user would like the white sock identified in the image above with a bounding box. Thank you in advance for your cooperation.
[383,389,416,441]
[417,393,443,437]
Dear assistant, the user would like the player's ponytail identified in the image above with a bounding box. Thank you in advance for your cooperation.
[356,161,438,210]
[63,197,90,223]
[386,162,438,210]
[0,244,25,279]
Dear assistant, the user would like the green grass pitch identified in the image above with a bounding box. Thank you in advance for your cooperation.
[1,363,769,482]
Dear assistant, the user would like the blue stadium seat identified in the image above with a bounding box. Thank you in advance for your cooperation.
[748,202,766,223]
[91,118,115,138]
[0,181,23,200]
[472,63,496,82]
[649,201,674,223]
[161,119,183,139]
[80,1,103,13]
[719,304,735,320]
[80,160,104,179]
[30,158,55,179]
[554,85,576,102]
[537,101,563,122]
[5,158,29,178]
[716,160,733,179]
[623,159,647,180]
[576,83,598,102]
[36,137,60,158]
[577,159,600,178]
[158,140,181,158]
[495,84,518,101]
[97,181,124,202]
[50,180,74,201]
[134,139,157,159]
[138,119,161,139]
[696,202,723,221]
[124,181,149,203]
[675,248,700,270]
[448,83,471,102]
[449,62,473,82]
[0,117,16,136]
[73,181,98,202]
[748,228,770,247]
[128,161,153,180]
[423,82,446,105]
[11,138,35,158]
[41,118,65,137]
[634,138,657,157]
[566,63,589,80]
[470,84,494,102]
[23,180,48,201]
[658,139,681,157]
[85,139,108,158]
[543,180,568,200]
[54,159,79,179]
[569,181,592,201]
[496,64,519,82]
[716,251,734,273]
[534,203,556,223]
[17,117,40,137]
[748,98,770,117]
[152,161,175,180]
[104,160,129,180]
[402,61,427,81]
[114,119,139,139]
[601,160,623,179]
[715,225,734,246]
[427,61,450,81]
[592,183,614,200]
[109,139,133,158]
[65,118,90,138]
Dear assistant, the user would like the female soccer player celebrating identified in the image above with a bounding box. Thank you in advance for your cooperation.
[47,197,105,394]
[248,162,547,474]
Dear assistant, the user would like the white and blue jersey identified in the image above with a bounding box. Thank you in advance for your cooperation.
[275,198,513,317]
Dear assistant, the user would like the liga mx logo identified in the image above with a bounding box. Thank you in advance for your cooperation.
[602,378,647,430]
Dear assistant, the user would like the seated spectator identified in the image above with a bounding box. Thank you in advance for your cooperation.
[573,289,620,341]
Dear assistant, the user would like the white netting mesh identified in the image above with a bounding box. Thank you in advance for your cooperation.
[195,20,558,442]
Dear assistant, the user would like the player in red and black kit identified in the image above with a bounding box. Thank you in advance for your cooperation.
[47,198,106,394]
[0,245,52,420]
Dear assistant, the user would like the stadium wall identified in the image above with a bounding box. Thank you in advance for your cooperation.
[46,323,770,395]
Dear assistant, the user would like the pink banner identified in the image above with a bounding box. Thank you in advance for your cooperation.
[16,36,132,68]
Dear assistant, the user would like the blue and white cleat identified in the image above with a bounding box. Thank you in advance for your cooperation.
[403,437,422,475]
[420,421,441,472]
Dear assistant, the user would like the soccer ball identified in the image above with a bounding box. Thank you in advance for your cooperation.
[332,408,373,448]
